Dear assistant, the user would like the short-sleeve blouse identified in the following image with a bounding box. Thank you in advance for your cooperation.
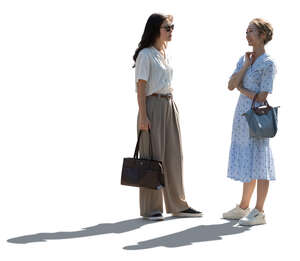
[135,46,173,96]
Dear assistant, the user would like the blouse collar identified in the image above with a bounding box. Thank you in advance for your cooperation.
[151,46,166,60]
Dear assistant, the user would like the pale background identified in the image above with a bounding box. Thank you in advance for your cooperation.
[1,0,299,260]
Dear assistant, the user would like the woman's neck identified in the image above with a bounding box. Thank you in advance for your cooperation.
[252,45,265,58]
[153,40,166,59]
[153,40,165,51]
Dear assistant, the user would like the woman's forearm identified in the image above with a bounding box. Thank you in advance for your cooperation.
[228,65,249,90]
[137,81,148,119]
[237,83,268,103]
[237,84,256,100]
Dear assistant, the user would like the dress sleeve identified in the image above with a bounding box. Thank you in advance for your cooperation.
[135,51,150,83]
[260,62,277,93]
[229,56,244,79]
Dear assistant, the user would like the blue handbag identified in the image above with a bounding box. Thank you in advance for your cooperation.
[242,93,279,138]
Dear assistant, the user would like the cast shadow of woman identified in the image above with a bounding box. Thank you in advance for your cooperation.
[7,217,250,248]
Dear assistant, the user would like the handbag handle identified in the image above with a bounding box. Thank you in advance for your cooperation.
[251,93,270,110]
[133,130,154,160]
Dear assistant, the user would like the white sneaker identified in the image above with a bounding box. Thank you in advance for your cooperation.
[222,204,250,220]
[238,208,266,226]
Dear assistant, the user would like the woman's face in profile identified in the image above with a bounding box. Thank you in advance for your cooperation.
[159,19,174,42]
[246,23,265,46]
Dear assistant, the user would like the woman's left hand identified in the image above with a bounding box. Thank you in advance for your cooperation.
[237,82,243,91]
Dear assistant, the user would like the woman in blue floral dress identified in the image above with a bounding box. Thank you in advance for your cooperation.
[223,18,277,226]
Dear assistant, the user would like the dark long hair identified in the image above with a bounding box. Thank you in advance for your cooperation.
[132,13,172,68]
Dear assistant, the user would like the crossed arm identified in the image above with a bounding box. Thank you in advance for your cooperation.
[228,65,268,103]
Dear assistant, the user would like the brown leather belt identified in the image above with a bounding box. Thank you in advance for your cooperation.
[150,93,173,99]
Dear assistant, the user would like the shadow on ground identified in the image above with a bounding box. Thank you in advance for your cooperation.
[7,217,250,249]
[123,219,250,250]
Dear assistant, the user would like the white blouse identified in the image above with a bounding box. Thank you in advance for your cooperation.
[135,46,173,96]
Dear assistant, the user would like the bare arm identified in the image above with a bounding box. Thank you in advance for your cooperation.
[228,65,249,91]
[228,52,253,91]
[137,79,151,130]
[237,83,269,103]
[228,52,269,103]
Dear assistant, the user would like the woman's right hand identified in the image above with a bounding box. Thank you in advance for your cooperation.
[244,52,254,68]
[139,116,151,131]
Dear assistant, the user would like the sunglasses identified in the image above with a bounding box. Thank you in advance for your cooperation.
[161,24,174,32]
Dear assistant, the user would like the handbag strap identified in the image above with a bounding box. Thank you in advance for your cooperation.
[251,92,270,109]
[133,130,154,160]
[251,93,259,109]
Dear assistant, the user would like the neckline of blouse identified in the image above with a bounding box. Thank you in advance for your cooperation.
[249,52,267,72]
[251,52,267,66]
[151,46,166,60]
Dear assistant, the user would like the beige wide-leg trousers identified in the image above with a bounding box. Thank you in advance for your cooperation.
[137,95,189,217]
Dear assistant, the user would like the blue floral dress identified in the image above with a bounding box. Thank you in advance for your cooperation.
[227,53,277,182]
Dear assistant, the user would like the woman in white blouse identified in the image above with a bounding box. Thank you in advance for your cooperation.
[133,13,202,221]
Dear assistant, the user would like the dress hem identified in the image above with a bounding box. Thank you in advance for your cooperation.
[227,175,276,183]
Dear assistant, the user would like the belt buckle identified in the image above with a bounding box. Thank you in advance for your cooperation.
[166,93,172,99]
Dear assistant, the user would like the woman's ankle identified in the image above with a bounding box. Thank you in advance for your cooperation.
[239,203,249,210]
[254,206,264,212]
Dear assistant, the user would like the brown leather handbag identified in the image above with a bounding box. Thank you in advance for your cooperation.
[121,130,165,190]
